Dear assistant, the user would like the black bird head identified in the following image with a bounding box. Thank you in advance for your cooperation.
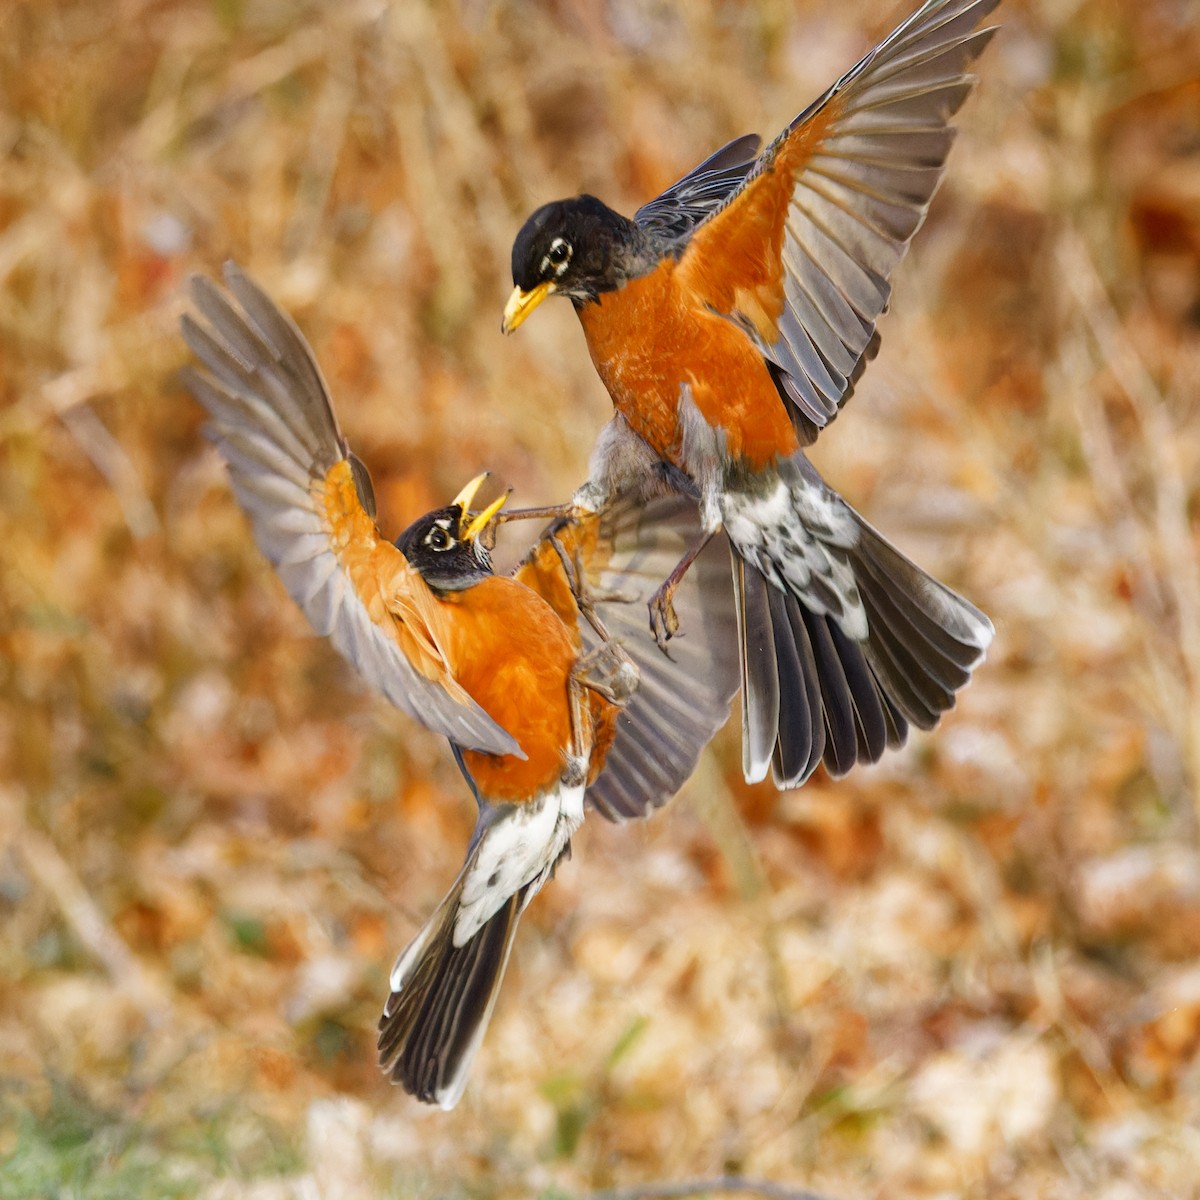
[502,195,650,332]
[394,474,507,593]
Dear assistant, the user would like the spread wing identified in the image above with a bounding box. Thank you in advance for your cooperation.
[516,490,741,822]
[674,0,999,443]
[633,133,762,243]
[180,263,522,759]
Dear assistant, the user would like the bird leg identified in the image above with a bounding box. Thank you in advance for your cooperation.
[562,676,592,787]
[563,645,638,787]
[545,529,640,706]
[473,503,577,551]
[572,644,640,706]
[545,526,610,642]
[550,525,637,610]
[648,530,715,651]
[490,502,578,527]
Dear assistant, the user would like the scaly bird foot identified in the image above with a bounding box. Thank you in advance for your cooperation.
[574,643,640,706]
[647,581,681,655]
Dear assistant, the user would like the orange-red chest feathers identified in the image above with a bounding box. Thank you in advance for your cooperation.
[515,525,619,788]
[439,576,578,804]
[577,257,800,473]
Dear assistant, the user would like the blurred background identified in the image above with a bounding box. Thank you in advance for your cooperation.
[2,0,1199,1196]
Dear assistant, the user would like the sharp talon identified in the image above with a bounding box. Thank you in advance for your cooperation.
[648,584,681,657]
[649,618,675,661]
[644,528,709,657]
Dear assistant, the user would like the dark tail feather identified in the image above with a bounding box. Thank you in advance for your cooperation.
[733,555,780,784]
[733,509,991,788]
[812,606,899,775]
[736,560,905,787]
[846,511,993,730]
[378,875,525,1110]
[767,583,823,785]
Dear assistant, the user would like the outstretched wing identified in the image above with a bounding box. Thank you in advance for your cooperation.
[516,489,741,822]
[634,133,762,243]
[181,263,522,758]
[675,0,999,442]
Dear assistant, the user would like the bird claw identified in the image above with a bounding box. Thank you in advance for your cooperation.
[575,643,640,705]
[648,585,680,655]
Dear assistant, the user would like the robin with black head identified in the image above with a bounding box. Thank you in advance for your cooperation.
[504,0,999,788]
[181,264,742,1107]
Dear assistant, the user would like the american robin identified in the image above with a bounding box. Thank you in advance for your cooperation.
[502,0,998,788]
[181,264,740,1106]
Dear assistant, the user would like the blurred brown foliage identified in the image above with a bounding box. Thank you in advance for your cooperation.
[2,0,1200,1196]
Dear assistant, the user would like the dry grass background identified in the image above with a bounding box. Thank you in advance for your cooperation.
[2,0,1199,1196]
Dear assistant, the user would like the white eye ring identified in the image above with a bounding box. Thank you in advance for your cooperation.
[540,237,572,277]
[426,521,454,552]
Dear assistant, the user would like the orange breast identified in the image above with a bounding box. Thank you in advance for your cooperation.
[512,536,585,642]
[586,693,619,787]
[577,260,799,472]
[442,577,578,804]
[513,520,620,788]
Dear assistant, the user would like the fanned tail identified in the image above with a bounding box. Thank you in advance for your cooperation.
[849,510,993,730]
[730,456,992,788]
[378,867,526,1110]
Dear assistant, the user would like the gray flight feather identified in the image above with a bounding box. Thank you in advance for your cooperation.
[181,263,522,759]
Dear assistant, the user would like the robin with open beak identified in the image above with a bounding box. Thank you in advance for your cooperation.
[181,264,742,1107]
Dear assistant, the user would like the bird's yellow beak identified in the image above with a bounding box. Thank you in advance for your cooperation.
[453,473,509,543]
[501,280,554,334]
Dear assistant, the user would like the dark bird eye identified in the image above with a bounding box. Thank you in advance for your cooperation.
[538,235,574,281]
[426,526,453,551]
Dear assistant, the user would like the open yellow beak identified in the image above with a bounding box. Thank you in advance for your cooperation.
[453,473,509,544]
[501,280,554,334]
